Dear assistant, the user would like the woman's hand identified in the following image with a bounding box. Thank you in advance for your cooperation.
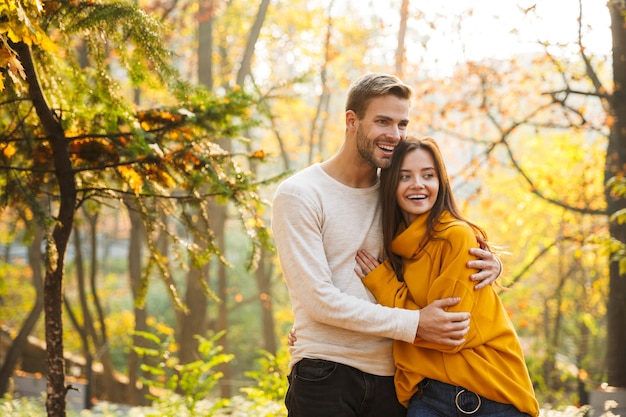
[287,327,296,346]
[354,249,381,279]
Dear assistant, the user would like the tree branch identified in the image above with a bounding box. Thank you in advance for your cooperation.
[507,235,580,287]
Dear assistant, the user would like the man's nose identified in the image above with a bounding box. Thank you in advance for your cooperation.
[386,125,402,141]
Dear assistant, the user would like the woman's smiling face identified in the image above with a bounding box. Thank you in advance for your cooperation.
[395,148,439,225]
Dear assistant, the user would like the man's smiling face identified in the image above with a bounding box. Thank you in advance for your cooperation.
[354,94,410,169]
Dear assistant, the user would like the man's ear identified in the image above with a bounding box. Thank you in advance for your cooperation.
[345,110,358,129]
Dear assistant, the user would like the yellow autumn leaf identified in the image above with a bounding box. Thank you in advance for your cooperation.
[154,321,175,336]
[7,54,26,80]
[159,171,176,188]
[251,149,266,159]
[246,217,266,229]
[2,143,16,158]
[118,165,144,194]
[620,257,626,277]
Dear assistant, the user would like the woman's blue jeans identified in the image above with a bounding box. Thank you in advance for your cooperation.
[407,378,530,417]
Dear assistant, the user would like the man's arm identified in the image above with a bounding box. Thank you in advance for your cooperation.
[272,187,420,343]
[288,300,469,348]
[414,298,469,345]
[355,250,470,345]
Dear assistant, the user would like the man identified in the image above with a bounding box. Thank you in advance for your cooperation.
[271,73,501,417]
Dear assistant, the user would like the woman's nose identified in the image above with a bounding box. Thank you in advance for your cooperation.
[409,177,423,188]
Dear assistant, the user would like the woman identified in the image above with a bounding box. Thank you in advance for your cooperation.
[355,136,539,416]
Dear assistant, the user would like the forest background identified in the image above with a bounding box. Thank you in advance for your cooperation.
[0,0,624,416]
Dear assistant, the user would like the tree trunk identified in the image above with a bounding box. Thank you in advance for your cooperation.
[68,224,95,408]
[82,212,118,402]
[308,4,332,166]
[198,0,215,88]
[247,137,277,354]
[256,251,277,354]
[125,198,150,406]
[62,294,91,409]
[178,239,209,365]
[0,224,44,395]
[85,211,107,349]
[15,41,77,417]
[217,0,270,397]
[605,1,626,388]
[215,235,230,398]
[177,0,214,373]
[235,0,270,87]
[395,0,409,78]
[572,250,590,405]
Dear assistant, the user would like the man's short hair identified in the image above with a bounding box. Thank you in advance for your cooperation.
[345,73,413,119]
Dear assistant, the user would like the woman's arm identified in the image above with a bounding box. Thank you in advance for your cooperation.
[355,243,500,290]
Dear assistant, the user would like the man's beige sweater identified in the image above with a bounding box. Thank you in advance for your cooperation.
[272,164,420,376]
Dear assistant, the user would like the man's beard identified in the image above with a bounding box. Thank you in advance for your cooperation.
[356,125,390,169]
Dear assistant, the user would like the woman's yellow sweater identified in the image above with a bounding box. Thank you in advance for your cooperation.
[362,211,539,416]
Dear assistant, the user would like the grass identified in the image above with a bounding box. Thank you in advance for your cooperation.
[0,396,606,417]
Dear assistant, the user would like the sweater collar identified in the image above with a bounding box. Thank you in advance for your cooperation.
[391,212,430,259]
[391,210,456,259]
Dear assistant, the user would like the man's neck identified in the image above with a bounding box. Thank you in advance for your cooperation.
[320,152,378,188]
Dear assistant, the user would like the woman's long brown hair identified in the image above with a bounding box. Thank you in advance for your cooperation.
[379,136,487,282]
